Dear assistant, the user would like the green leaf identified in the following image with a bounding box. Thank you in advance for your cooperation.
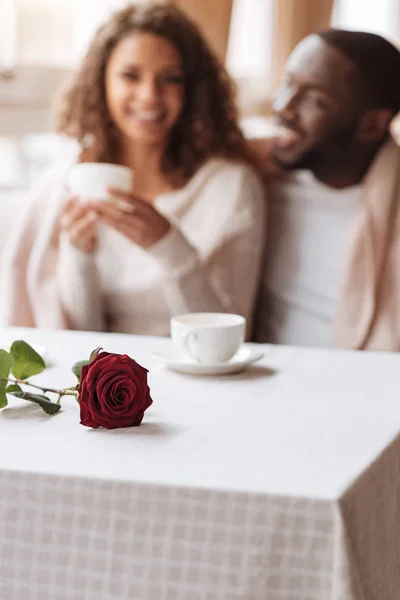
[0,349,10,377]
[10,391,61,415]
[89,347,103,362]
[6,384,22,393]
[0,349,11,408]
[0,391,7,409]
[10,340,46,380]
[72,360,90,382]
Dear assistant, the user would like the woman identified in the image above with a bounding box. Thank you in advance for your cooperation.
[0,3,266,338]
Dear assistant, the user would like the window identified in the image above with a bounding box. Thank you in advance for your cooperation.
[332,0,400,44]
[0,0,139,119]
[226,0,273,116]
[18,0,76,68]
[0,0,136,70]
[0,0,17,72]
[226,0,273,81]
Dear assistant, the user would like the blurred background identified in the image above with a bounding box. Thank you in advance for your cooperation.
[0,0,399,193]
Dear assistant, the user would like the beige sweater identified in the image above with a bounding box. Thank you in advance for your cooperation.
[334,137,400,350]
[0,158,266,338]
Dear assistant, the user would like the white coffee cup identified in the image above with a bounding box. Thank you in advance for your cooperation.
[171,313,246,364]
[67,162,133,201]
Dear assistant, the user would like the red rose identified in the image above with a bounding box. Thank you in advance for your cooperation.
[79,351,152,429]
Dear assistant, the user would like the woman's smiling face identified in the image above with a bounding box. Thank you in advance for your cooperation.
[105,31,185,148]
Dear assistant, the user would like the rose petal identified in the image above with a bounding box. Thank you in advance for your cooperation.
[97,376,137,416]
[80,396,100,428]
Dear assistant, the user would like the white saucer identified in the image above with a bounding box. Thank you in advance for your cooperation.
[153,344,264,375]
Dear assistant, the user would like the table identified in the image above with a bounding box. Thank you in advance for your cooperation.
[0,327,399,600]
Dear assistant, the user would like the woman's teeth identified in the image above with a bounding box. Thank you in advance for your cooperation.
[131,110,164,122]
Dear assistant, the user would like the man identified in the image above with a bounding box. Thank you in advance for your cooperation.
[254,30,400,351]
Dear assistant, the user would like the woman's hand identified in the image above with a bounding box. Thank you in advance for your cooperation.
[60,197,98,254]
[94,187,171,249]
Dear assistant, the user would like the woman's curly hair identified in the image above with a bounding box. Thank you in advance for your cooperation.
[56,3,258,180]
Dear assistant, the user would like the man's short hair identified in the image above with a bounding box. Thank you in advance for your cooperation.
[317,29,400,114]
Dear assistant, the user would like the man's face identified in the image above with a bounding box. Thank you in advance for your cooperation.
[272,35,361,170]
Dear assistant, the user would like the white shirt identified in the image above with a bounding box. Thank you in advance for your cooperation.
[255,170,361,347]
[56,158,266,337]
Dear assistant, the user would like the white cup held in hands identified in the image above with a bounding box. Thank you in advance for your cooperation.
[67,162,133,202]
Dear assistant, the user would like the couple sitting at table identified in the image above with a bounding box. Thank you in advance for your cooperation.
[1,4,400,352]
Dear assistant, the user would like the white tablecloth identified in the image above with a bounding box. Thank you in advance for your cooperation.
[0,327,399,600]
